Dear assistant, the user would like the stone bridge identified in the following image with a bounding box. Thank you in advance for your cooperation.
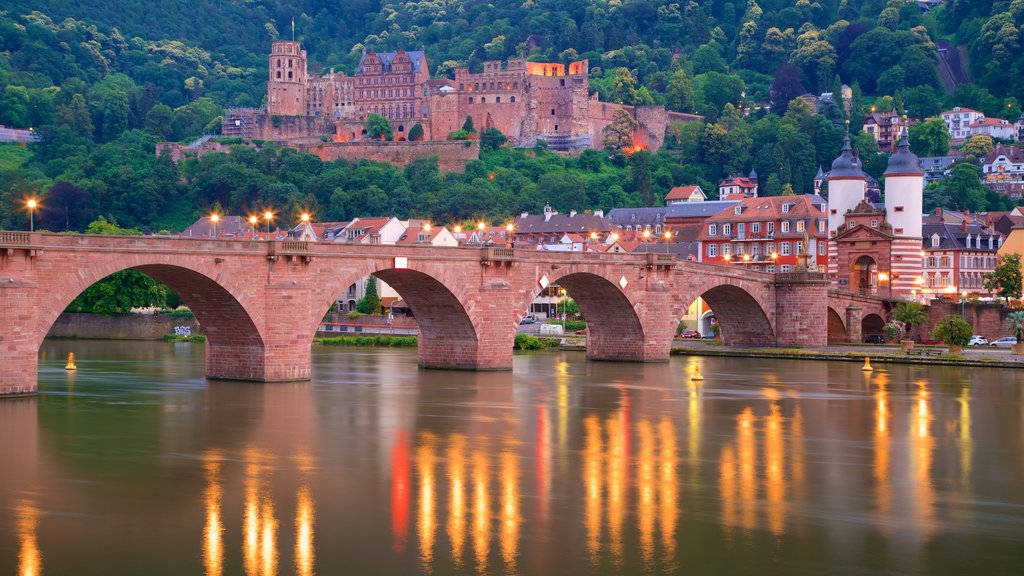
[0,232,888,396]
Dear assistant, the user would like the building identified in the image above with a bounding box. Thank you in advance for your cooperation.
[0,125,39,143]
[510,205,617,247]
[664,185,707,204]
[968,117,1016,141]
[918,155,961,183]
[827,129,924,299]
[696,194,828,273]
[941,107,985,142]
[718,170,759,198]
[982,144,1024,199]
[920,220,1002,299]
[223,40,690,155]
[862,108,907,152]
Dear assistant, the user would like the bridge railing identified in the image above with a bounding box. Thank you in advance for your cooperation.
[645,253,675,268]
[481,247,516,264]
[0,231,30,246]
[279,240,309,254]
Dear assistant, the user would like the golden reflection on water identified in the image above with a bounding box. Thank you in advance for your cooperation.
[958,386,972,485]
[636,420,656,571]
[912,381,935,533]
[203,450,224,576]
[583,414,603,565]
[764,403,786,535]
[17,499,41,576]
[499,437,521,573]
[657,418,678,568]
[446,434,467,570]
[737,407,757,531]
[243,450,278,576]
[295,484,315,576]
[416,432,438,573]
[472,449,491,575]
[874,380,892,522]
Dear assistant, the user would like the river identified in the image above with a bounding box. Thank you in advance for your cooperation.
[1,340,1023,575]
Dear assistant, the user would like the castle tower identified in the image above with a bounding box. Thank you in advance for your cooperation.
[883,128,924,297]
[268,41,308,116]
[826,132,867,277]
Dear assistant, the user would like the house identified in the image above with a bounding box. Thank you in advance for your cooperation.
[180,215,270,240]
[918,155,961,183]
[664,185,707,204]
[921,221,1002,298]
[982,144,1024,199]
[331,217,406,244]
[396,225,459,247]
[696,194,828,272]
[717,170,759,198]
[510,204,617,246]
[941,107,985,142]
[862,108,907,152]
[968,117,1016,140]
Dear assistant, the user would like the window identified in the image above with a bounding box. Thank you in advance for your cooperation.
[766,242,775,254]
[551,109,556,116]
[780,265,792,273]
[767,265,776,273]
[782,204,791,213]
[709,224,718,236]
[931,235,939,247]
[767,222,775,234]
[707,244,718,257]
[752,222,761,233]
[796,220,806,232]
[752,243,761,256]
[734,206,742,215]
[781,242,791,256]
[722,243,732,256]
[894,206,904,212]
[795,242,803,254]
[781,221,791,233]
[736,244,745,255]
[941,256,950,267]
[723,223,732,236]
[818,220,826,233]
[870,219,878,227]
[818,241,826,255]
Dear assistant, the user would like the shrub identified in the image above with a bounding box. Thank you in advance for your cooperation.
[163,333,205,342]
[316,335,417,347]
[447,129,472,140]
[165,308,194,319]
[930,314,972,346]
[1009,310,1024,340]
[408,123,424,141]
[883,321,902,342]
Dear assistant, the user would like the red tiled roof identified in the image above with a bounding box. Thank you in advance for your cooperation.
[665,185,701,200]
[719,178,756,189]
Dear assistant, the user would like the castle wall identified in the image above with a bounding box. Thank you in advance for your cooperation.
[294,140,480,172]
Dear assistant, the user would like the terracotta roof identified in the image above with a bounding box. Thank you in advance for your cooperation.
[396,226,443,244]
[969,118,1012,128]
[665,185,702,201]
[984,144,1024,165]
[942,107,982,115]
[697,195,825,241]
[719,177,757,189]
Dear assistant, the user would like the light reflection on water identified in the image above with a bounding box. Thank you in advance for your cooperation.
[1,341,1024,575]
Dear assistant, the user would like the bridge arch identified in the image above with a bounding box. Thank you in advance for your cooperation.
[541,271,647,361]
[862,313,886,340]
[41,260,267,381]
[827,307,848,344]
[313,262,494,369]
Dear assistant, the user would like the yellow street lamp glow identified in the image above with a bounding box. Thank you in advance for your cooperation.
[743,254,750,261]
[423,222,431,232]
[663,231,672,240]
[610,232,619,241]
[771,251,779,259]
[642,229,651,239]
[26,198,37,232]
[264,211,273,221]
[454,225,462,234]
[301,213,310,223]
[877,271,889,282]
[506,223,514,232]
[210,214,219,223]
[477,221,486,231]
[590,231,598,241]
[26,199,37,209]
[723,254,732,262]
[249,215,258,225]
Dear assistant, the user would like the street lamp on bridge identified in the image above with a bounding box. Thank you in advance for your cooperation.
[264,211,274,236]
[249,215,258,236]
[26,199,37,232]
[210,213,219,239]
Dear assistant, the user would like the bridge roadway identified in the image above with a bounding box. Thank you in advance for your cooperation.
[0,232,887,396]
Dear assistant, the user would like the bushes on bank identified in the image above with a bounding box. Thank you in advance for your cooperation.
[316,335,417,347]
[514,333,561,350]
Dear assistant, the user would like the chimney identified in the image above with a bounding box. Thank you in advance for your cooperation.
[935,207,942,215]
[520,211,528,219]
[593,209,604,218]
[961,220,968,233]
[569,210,577,218]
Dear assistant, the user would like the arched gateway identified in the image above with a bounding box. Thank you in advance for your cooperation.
[0,233,867,397]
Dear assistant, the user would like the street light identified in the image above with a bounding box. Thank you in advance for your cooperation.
[560,288,567,332]
[264,211,274,235]
[249,215,258,236]
[742,253,751,267]
[454,225,462,234]
[961,290,968,318]
[663,230,672,253]
[301,213,310,223]
[210,213,219,239]
[424,222,432,232]
[642,229,651,253]
[477,221,486,231]
[26,199,37,232]
[723,254,732,264]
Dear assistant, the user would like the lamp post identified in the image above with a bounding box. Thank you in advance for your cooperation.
[26,199,37,232]
[742,253,751,268]
[723,254,732,264]
[770,251,778,272]
[663,230,672,253]
[264,211,274,236]
[643,229,651,253]
[961,290,968,318]
[560,288,567,332]
[210,213,219,239]
[249,215,258,237]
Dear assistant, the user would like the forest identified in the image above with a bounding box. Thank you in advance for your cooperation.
[2,1,1024,233]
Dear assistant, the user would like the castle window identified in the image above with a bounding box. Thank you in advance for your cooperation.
[288,59,293,68]
[481,97,486,103]
[288,71,293,79]
[496,97,501,103]
[277,60,281,68]
[490,82,495,90]
[560,79,565,87]
[551,109,556,116]
[468,97,474,104]
[513,82,518,89]
[475,83,480,90]
[554,125,558,131]
[459,84,464,91]
[276,71,281,79]
[511,96,516,103]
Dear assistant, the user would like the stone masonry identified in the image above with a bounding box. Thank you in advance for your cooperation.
[0,232,881,397]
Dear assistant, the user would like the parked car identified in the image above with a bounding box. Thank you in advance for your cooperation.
[991,336,1018,349]
[968,335,988,346]
[863,334,886,344]
[519,315,536,325]
[680,330,701,339]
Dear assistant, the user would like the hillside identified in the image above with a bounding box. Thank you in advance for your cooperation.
[1,1,1022,233]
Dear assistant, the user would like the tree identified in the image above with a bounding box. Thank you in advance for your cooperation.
[144,103,174,139]
[930,314,972,348]
[481,127,507,151]
[769,64,806,115]
[1008,311,1024,342]
[365,113,393,140]
[39,182,92,232]
[407,123,424,142]
[356,276,382,315]
[891,302,928,340]
[984,253,1023,304]
[631,151,654,207]
[602,109,638,153]
[461,115,476,134]
[908,118,950,157]
[961,134,994,160]
[665,68,695,113]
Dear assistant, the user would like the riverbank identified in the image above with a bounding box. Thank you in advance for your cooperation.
[670,343,1024,369]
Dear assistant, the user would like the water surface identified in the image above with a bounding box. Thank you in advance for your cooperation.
[1,340,1023,575]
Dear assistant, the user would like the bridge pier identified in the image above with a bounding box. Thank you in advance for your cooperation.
[773,273,830,348]
[0,281,41,397]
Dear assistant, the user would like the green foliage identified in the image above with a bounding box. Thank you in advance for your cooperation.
[514,333,560,350]
[891,302,928,335]
[930,314,972,346]
[461,115,475,134]
[984,254,1023,304]
[164,308,194,319]
[909,118,951,157]
[481,127,507,151]
[407,123,424,142]
[1008,311,1024,341]
[365,113,393,140]
[317,335,417,347]
[163,333,205,342]
[356,276,381,315]
[883,322,902,342]
[447,129,472,141]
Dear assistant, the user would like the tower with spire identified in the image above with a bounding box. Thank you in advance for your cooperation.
[825,129,867,278]
[882,126,924,297]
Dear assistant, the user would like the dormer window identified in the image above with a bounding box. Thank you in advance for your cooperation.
[709,224,718,236]
[931,234,940,247]
[734,206,742,215]
[782,204,791,213]
[870,219,878,227]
